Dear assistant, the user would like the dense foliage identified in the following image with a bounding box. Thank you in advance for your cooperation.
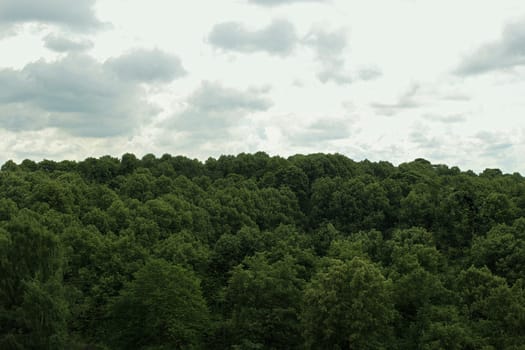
[1,152,525,349]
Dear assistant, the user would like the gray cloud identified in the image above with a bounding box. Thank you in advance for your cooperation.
[407,125,465,163]
[43,33,93,52]
[455,18,525,76]
[106,49,187,83]
[371,83,421,115]
[357,66,383,81]
[247,0,329,6]
[0,0,103,32]
[208,20,298,56]
[481,142,514,157]
[474,131,515,157]
[441,93,471,102]
[0,50,186,137]
[0,55,150,137]
[422,113,466,124]
[303,27,347,58]
[303,27,357,85]
[165,81,272,141]
[317,58,353,84]
[288,118,351,146]
[303,27,382,84]
[409,129,441,150]
[208,20,380,85]
[187,82,272,112]
[407,126,520,173]
[0,24,16,39]
[470,131,520,172]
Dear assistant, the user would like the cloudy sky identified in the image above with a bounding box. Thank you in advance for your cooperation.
[1,0,525,173]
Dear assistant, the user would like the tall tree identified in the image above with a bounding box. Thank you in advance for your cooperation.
[107,259,210,350]
[302,257,395,349]
[0,210,68,349]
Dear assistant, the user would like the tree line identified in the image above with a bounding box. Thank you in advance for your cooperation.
[1,152,524,349]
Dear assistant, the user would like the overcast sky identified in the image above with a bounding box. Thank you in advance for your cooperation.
[1,0,524,173]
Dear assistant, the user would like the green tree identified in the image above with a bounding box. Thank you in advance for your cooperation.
[153,230,211,276]
[107,259,210,349]
[479,192,517,232]
[386,228,451,349]
[457,266,525,349]
[302,257,395,349]
[471,219,525,283]
[0,210,68,349]
[226,253,305,349]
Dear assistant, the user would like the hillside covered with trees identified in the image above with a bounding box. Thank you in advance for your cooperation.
[1,152,525,349]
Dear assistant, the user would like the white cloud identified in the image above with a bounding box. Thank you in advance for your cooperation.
[0,0,524,175]
[371,83,421,116]
[287,118,352,146]
[163,81,272,146]
[247,0,329,6]
[422,113,466,124]
[404,124,523,172]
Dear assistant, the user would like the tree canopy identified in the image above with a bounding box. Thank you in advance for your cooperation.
[1,152,524,349]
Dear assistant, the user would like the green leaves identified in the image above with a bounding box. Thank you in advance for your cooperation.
[107,260,210,350]
[1,153,525,348]
[457,266,525,348]
[302,257,395,349]
[0,210,68,349]
[226,253,305,349]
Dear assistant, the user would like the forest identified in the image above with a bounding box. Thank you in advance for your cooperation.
[1,152,525,349]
